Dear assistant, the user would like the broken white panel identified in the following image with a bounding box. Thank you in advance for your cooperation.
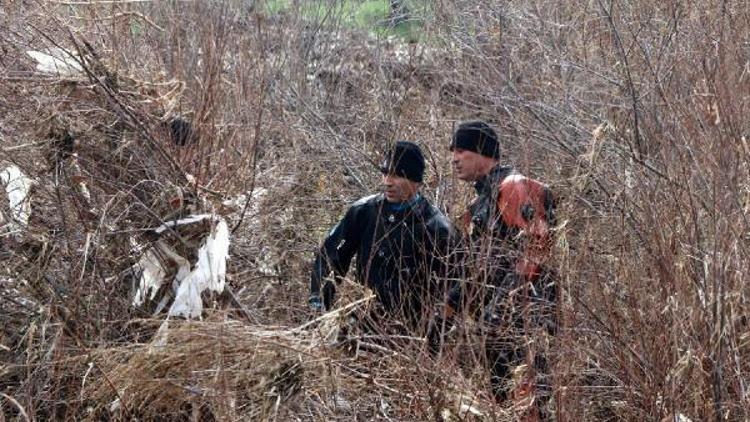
[131,216,230,319]
[132,247,168,306]
[0,165,34,231]
[131,238,191,307]
[26,48,83,76]
[168,218,230,319]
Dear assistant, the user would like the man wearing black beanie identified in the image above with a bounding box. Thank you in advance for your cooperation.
[309,141,456,335]
[430,120,557,419]
[450,120,501,161]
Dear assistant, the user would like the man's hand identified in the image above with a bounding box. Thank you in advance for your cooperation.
[308,295,323,312]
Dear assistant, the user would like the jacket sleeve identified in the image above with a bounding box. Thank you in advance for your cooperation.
[444,234,468,311]
[310,205,360,297]
[426,222,462,302]
[419,214,465,312]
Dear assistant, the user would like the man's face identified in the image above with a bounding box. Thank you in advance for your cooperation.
[382,173,419,203]
[451,148,496,181]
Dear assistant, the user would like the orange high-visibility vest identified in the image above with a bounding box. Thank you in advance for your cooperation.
[496,174,554,280]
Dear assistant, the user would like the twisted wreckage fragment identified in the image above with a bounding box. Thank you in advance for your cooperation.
[132,214,230,319]
[0,165,34,234]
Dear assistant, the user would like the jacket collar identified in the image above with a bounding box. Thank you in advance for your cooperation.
[385,192,422,212]
[378,193,426,219]
[474,165,514,196]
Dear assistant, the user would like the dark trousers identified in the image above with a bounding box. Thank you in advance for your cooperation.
[483,271,556,416]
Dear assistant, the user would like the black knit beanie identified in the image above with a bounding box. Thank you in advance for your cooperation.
[450,120,500,159]
[380,140,425,183]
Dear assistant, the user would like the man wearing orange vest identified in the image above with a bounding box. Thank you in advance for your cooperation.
[430,121,556,419]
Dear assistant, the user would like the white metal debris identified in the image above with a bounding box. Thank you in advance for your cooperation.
[131,215,230,320]
[0,165,34,232]
[131,246,168,307]
[169,219,229,318]
[26,48,83,76]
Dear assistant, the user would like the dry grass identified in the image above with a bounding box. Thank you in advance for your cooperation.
[1,0,749,420]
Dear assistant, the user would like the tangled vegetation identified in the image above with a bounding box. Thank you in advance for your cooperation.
[1,1,749,420]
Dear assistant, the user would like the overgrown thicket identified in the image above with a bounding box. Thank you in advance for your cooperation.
[1,0,748,420]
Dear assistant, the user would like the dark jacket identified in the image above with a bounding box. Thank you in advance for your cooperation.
[311,193,456,322]
[448,165,556,314]
[436,165,557,404]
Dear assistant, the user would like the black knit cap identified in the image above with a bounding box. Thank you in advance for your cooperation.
[380,140,425,183]
[450,120,500,159]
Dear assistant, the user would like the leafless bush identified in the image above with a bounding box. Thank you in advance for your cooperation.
[1,0,749,420]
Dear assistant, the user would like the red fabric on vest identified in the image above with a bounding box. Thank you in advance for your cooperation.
[497,175,552,280]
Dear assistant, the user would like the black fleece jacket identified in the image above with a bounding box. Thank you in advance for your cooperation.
[310,193,457,321]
